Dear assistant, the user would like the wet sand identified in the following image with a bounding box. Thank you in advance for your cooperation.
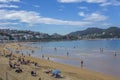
[0,42,119,80]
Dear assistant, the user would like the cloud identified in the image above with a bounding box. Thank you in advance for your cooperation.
[57,0,106,3]
[0,9,93,26]
[0,0,20,3]
[0,22,19,25]
[0,9,108,27]
[83,13,107,22]
[58,8,63,11]
[100,0,120,6]
[78,11,108,22]
[78,12,85,17]
[58,5,65,11]
[85,0,107,3]
[78,6,88,10]
[0,26,18,29]
[0,4,19,8]
[57,0,81,3]
[58,0,120,6]
[34,5,40,8]
[0,0,20,9]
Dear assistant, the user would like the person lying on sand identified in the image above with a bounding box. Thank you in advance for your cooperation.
[9,61,17,69]
[15,67,22,73]
[44,70,52,74]
[34,62,40,68]
[31,71,37,76]
[45,69,63,78]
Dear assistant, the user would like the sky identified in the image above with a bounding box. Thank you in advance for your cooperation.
[0,0,120,35]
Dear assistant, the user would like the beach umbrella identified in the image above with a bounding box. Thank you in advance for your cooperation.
[52,69,61,75]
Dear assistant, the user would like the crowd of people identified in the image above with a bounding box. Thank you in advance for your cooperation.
[0,45,63,80]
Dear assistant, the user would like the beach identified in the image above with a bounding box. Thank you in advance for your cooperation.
[0,42,119,80]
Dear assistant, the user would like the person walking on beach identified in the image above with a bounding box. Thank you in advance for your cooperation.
[42,54,44,59]
[81,60,83,68]
[47,57,50,60]
[114,52,117,56]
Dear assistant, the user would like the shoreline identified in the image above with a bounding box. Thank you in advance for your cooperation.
[1,38,120,44]
[40,54,120,78]
[0,42,119,80]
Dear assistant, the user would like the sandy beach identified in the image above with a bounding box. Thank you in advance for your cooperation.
[0,42,119,80]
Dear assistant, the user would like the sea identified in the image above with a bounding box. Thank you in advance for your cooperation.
[22,40,120,77]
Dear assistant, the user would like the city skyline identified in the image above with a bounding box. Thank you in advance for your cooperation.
[0,0,120,34]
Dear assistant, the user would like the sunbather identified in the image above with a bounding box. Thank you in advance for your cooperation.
[15,68,22,73]
[31,71,36,76]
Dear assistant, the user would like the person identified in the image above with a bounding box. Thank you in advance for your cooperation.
[45,70,52,74]
[81,60,83,68]
[42,54,44,59]
[9,61,16,69]
[38,78,41,80]
[101,48,103,53]
[18,56,21,62]
[100,48,101,53]
[54,47,57,51]
[28,53,31,56]
[31,71,36,76]
[47,57,50,60]
[67,52,69,56]
[15,67,22,73]
[34,62,39,67]
[9,62,13,68]
[32,50,34,53]
[9,60,12,65]
[21,53,24,56]
[100,48,103,53]
[52,69,61,78]
[114,52,117,56]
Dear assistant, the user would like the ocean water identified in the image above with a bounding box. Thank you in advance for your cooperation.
[23,40,120,77]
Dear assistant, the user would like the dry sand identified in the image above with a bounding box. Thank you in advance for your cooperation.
[0,42,119,80]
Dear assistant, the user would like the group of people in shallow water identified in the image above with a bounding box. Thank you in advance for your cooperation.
[100,48,118,56]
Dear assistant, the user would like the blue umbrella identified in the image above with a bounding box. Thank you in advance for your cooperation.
[52,69,61,75]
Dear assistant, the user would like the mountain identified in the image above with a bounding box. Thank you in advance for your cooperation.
[0,26,120,41]
[51,33,62,38]
[68,27,120,39]
[69,27,104,36]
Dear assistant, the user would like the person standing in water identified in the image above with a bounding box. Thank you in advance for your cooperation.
[100,48,103,53]
[67,52,69,56]
[54,47,57,51]
[114,52,117,56]
[101,48,103,53]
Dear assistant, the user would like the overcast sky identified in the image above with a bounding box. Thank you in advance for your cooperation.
[0,0,120,34]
